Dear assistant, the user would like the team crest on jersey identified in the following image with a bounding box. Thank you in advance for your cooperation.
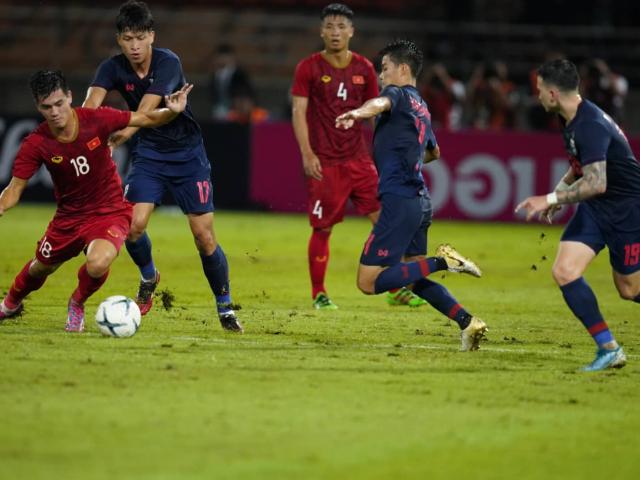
[51,155,63,164]
[352,75,365,85]
[86,137,101,151]
[125,83,135,92]
[321,75,331,83]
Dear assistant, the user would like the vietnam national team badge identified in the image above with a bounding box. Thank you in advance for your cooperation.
[321,75,331,83]
[51,155,63,164]
[87,137,101,151]
[352,75,365,85]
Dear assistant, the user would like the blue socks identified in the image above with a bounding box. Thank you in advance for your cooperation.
[373,257,447,294]
[125,232,156,281]
[200,245,232,314]
[412,278,471,329]
[560,277,614,346]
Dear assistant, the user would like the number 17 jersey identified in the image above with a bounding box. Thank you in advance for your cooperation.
[292,51,379,164]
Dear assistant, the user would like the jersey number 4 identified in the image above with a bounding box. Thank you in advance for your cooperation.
[312,200,323,219]
[337,82,348,101]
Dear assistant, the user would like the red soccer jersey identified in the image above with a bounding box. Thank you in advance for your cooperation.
[292,51,379,163]
[12,107,131,218]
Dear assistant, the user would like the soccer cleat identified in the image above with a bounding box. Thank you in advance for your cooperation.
[65,298,85,333]
[0,300,23,321]
[313,292,338,310]
[582,347,627,372]
[386,287,428,307]
[219,310,244,333]
[135,270,160,316]
[460,316,488,351]
[435,244,482,278]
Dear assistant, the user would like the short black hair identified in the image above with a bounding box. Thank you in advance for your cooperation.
[537,59,579,92]
[321,3,354,21]
[379,39,424,78]
[29,70,69,102]
[116,1,154,34]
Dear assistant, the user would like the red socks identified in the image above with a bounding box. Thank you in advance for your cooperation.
[308,229,331,299]
[5,261,47,308]
[71,265,109,304]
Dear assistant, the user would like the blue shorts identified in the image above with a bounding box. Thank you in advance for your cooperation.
[124,144,214,214]
[562,200,640,274]
[360,192,432,266]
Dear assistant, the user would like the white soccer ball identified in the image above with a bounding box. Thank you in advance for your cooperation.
[95,296,141,338]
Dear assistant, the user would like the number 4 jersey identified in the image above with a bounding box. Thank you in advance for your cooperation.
[12,107,132,218]
[292,51,379,164]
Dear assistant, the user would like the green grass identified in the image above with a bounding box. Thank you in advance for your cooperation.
[1,204,639,480]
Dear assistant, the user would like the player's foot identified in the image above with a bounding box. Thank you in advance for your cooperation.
[582,346,627,372]
[136,270,160,316]
[0,299,23,321]
[460,316,488,351]
[313,292,338,310]
[219,310,244,333]
[435,244,482,277]
[386,287,428,307]
[65,298,85,333]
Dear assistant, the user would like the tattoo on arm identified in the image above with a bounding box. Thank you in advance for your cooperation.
[557,160,607,204]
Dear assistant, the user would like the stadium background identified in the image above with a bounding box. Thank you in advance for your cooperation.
[1,0,639,218]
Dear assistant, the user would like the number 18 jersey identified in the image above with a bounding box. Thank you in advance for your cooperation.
[12,107,131,218]
[292,51,379,164]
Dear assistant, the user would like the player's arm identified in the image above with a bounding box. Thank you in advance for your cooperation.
[0,177,28,216]
[335,97,391,129]
[423,145,441,164]
[291,95,322,180]
[108,93,163,147]
[82,86,108,109]
[128,84,193,128]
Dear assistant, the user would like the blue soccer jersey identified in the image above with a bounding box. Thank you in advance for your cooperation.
[91,47,201,161]
[563,99,640,222]
[374,85,437,198]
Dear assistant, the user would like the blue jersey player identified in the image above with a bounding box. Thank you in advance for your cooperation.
[517,59,640,371]
[82,1,242,332]
[336,40,488,351]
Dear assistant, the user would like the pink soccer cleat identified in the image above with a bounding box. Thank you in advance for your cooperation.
[65,298,85,332]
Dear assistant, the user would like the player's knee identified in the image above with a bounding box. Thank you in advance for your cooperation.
[128,223,146,242]
[616,283,640,301]
[86,254,113,277]
[356,276,375,295]
[551,263,579,285]
[192,230,216,254]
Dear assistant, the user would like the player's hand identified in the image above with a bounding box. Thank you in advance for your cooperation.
[540,204,562,224]
[108,129,132,148]
[515,195,551,222]
[302,152,323,180]
[165,83,193,113]
[335,110,360,130]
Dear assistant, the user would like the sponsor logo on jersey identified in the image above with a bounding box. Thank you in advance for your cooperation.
[51,155,63,164]
[87,137,101,151]
[321,75,331,83]
[125,83,135,92]
[377,248,389,257]
[352,75,365,85]
[107,229,120,238]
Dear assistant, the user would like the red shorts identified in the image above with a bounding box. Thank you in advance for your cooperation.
[306,156,380,229]
[35,209,132,265]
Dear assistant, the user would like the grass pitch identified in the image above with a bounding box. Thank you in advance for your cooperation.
[1,205,639,480]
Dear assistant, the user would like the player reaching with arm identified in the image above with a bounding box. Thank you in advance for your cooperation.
[336,40,488,351]
[516,59,640,371]
[292,3,427,310]
[82,1,242,332]
[0,70,190,331]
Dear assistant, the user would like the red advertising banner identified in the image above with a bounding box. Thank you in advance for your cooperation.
[250,123,640,222]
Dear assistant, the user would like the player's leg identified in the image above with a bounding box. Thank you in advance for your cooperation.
[306,165,349,309]
[0,259,60,320]
[123,162,164,314]
[612,269,640,301]
[555,205,624,370]
[608,222,640,302]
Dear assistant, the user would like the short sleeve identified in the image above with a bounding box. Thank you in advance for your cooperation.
[147,55,183,96]
[95,107,132,137]
[380,85,402,113]
[363,60,379,101]
[291,59,311,97]
[91,58,117,91]
[12,136,43,180]
[575,120,611,165]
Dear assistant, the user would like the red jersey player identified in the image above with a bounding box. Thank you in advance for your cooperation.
[292,3,427,309]
[0,70,192,332]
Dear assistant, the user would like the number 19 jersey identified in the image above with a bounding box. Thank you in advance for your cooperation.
[292,51,379,164]
[12,107,131,218]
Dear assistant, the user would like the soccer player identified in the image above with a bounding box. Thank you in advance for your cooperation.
[82,1,242,332]
[0,70,191,331]
[292,3,427,309]
[516,59,640,371]
[336,40,488,351]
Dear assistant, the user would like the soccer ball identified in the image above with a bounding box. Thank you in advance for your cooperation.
[95,296,141,338]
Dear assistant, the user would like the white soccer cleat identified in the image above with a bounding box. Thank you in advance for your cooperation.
[436,243,482,278]
[460,317,488,351]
